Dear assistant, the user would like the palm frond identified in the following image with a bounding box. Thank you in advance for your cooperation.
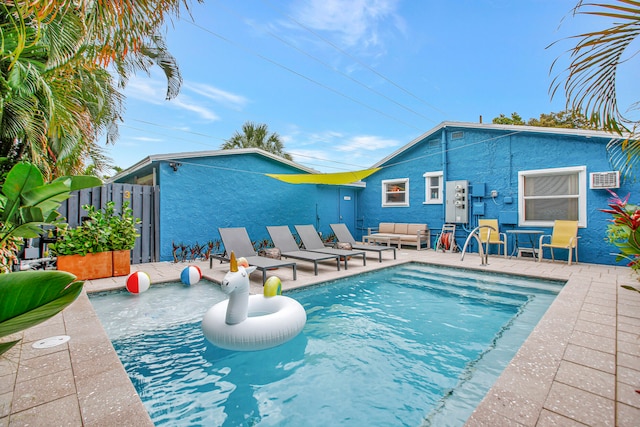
[551,0,640,132]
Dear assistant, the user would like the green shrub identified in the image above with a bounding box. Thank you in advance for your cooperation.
[50,202,140,256]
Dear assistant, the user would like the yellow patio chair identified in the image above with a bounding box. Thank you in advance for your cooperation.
[538,220,579,265]
[478,219,507,258]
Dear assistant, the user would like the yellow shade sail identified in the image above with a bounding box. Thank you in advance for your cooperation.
[266,168,380,185]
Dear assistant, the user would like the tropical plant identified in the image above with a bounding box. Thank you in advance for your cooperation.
[0,162,102,272]
[1,1,200,178]
[492,112,525,125]
[49,202,140,256]
[0,270,83,355]
[492,110,595,128]
[551,0,640,177]
[601,190,640,286]
[222,122,293,160]
[106,202,141,251]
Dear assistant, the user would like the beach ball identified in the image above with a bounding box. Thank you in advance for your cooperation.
[126,271,151,294]
[237,257,249,268]
[181,265,202,286]
[264,276,282,297]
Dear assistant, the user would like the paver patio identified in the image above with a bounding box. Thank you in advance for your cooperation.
[1,249,639,426]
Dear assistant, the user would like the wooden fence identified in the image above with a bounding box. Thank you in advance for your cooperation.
[58,183,159,264]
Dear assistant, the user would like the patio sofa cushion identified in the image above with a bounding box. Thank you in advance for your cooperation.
[365,222,430,250]
[379,222,395,233]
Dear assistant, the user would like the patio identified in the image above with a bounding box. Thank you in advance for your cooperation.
[1,248,639,426]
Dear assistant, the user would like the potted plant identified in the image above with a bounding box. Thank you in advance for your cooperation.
[50,201,140,280]
[106,202,140,276]
[0,161,101,355]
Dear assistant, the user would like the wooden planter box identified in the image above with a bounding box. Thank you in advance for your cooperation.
[56,252,113,281]
[112,250,131,277]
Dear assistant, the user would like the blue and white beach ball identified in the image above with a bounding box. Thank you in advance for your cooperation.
[181,265,202,286]
[126,271,151,294]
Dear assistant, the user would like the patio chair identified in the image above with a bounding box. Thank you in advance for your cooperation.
[538,220,579,265]
[478,219,507,258]
[218,227,297,283]
[267,226,341,275]
[330,223,396,262]
[294,224,366,270]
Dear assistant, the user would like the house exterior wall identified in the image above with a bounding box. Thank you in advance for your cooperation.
[156,153,346,261]
[359,126,638,266]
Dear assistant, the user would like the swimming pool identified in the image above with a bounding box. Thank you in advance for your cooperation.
[89,263,563,426]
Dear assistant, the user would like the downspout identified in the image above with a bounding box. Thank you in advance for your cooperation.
[441,128,448,221]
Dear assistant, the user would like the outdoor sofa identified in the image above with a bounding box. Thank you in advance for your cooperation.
[364,222,430,250]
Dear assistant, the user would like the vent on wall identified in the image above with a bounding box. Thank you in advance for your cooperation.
[590,171,620,189]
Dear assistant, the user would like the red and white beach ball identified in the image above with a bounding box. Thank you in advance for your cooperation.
[181,265,202,286]
[126,271,151,294]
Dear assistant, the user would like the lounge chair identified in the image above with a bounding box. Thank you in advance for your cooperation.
[267,226,341,275]
[217,227,297,283]
[294,224,366,269]
[538,220,579,265]
[330,223,397,262]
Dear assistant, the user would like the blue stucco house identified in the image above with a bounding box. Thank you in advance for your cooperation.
[111,122,639,266]
[110,148,363,262]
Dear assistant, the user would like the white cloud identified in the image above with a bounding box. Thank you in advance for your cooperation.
[291,0,403,49]
[124,75,220,121]
[185,82,249,110]
[283,129,399,171]
[125,78,167,105]
[171,96,220,121]
[133,136,164,142]
[337,135,400,152]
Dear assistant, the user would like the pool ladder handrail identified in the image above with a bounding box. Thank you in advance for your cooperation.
[460,225,497,265]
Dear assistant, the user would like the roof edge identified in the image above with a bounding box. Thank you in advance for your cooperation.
[107,148,318,183]
[372,121,628,168]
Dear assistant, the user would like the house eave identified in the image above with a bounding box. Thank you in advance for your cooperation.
[372,121,628,169]
[106,148,319,183]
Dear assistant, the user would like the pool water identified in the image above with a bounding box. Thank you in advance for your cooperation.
[89,263,563,426]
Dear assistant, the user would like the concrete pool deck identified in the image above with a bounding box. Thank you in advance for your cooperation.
[1,249,639,426]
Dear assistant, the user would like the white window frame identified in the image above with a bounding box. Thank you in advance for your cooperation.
[518,166,587,227]
[423,171,443,204]
[382,178,409,207]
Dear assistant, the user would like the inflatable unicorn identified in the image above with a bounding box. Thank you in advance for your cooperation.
[201,252,307,351]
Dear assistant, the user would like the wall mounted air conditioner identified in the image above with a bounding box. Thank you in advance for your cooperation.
[590,171,620,189]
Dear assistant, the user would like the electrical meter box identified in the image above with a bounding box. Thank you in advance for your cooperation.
[445,180,469,223]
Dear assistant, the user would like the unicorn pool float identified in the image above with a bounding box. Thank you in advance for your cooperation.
[202,252,307,351]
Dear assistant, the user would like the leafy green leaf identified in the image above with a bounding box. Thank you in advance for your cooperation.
[0,284,83,337]
[0,270,82,327]
[52,175,102,192]
[0,340,20,355]
[1,163,44,201]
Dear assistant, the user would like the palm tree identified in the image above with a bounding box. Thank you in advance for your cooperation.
[222,122,293,160]
[1,1,200,179]
[551,0,640,177]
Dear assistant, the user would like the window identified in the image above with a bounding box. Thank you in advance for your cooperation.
[382,179,409,207]
[518,166,587,227]
[423,171,443,204]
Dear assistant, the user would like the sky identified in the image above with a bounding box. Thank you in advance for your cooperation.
[103,0,633,174]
